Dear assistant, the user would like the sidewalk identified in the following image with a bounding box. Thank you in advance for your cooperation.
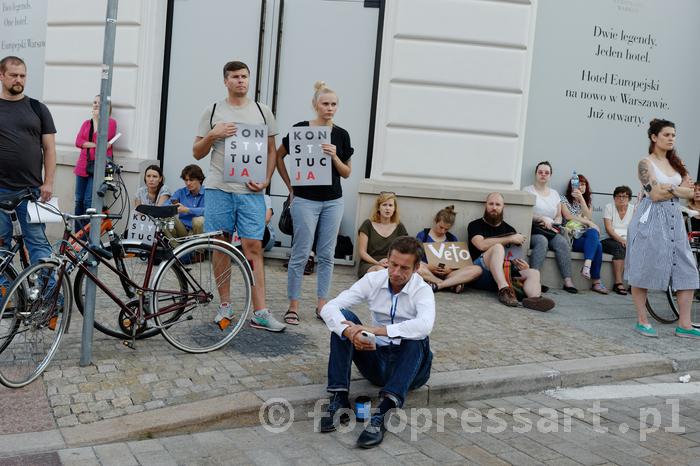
[1,259,698,456]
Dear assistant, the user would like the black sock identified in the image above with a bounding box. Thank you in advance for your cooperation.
[377,396,396,415]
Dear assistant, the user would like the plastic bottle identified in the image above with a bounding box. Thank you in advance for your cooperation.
[570,170,579,191]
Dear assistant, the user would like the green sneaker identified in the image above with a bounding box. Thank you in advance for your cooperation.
[250,309,286,332]
[635,323,658,338]
[675,327,700,339]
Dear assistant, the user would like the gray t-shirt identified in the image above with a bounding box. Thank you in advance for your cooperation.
[135,185,171,206]
[0,96,56,190]
[197,98,277,194]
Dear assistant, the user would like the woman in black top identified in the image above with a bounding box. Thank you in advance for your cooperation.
[276,81,353,325]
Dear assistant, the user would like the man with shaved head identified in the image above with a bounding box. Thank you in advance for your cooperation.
[467,192,555,311]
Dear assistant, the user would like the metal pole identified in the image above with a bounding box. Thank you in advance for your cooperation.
[80,0,119,366]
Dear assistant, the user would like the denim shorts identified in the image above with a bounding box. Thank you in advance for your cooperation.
[470,256,498,291]
[203,188,265,240]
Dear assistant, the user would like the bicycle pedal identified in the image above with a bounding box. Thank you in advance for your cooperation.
[48,316,57,331]
[218,318,231,330]
[122,340,136,350]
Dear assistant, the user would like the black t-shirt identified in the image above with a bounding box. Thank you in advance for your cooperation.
[467,217,516,260]
[282,121,353,201]
[0,96,56,190]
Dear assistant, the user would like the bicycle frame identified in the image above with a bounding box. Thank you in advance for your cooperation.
[60,226,209,326]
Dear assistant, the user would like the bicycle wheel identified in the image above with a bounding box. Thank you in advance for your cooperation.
[0,261,71,388]
[646,285,679,324]
[152,240,252,353]
[0,262,23,354]
[74,241,173,340]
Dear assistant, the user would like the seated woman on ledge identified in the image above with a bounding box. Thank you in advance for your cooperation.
[560,173,608,294]
[415,205,482,293]
[602,185,635,295]
[356,192,408,278]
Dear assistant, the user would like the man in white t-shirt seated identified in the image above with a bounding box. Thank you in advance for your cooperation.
[602,185,635,295]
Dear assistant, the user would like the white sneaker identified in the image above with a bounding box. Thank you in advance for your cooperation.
[250,309,286,332]
[214,302,234,323]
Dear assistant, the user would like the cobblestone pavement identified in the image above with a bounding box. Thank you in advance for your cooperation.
[2,259,645,432]
[11,371,700,465]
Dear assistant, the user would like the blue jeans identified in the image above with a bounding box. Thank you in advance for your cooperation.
[0,187,53,265]
[326,309,432,407]
[572,228,603,280]
[288,196,343,300]
[74,175,94,232]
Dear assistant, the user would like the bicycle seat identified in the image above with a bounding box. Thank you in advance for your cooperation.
[136,204,178,219]
[0,188,34,212]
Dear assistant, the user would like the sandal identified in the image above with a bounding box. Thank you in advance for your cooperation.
[315,308,323,321]
[591,283,609,295]
[613,283,628,295]
[430,282,440,293]
[581,265,591,279]
[452,283,465,294]
[284,309,300,325]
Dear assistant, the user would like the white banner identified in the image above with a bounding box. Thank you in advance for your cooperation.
[288,126,331,186]
[223,123,267,184]
[125,212,156,245]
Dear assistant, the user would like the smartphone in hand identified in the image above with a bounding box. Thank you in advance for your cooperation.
[360,330,377,350]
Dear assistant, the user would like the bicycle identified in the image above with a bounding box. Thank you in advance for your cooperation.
[0,188,36,354]
[646,230,700,325]
[0,200,254,388]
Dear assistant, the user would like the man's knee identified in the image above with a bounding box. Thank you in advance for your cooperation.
[192,216,204,233]
[486,243,505,255]
[241,238,262,257]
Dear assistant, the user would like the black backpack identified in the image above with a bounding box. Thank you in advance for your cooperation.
[28,97,45,137]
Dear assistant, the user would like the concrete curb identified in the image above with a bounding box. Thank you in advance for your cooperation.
[0,352,677,457]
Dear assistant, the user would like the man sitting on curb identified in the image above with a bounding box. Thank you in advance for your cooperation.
[319,236,434,448]
[467,192,555,311]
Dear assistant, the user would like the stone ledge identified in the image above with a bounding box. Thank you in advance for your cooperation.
[0,353,676,457]
[358,179,535,206]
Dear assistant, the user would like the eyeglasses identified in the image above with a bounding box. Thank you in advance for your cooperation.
[614,195,630,199]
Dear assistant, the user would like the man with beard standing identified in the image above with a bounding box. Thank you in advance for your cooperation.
[0,56,56,262]
[467,192,555,311]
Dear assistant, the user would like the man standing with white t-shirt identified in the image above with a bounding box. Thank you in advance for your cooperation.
[193,60,285,332]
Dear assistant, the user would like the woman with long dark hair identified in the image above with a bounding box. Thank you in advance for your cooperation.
[134,164,170,207]
[627,119,699,338]
[524,161,577,292]
[560,173,608,294]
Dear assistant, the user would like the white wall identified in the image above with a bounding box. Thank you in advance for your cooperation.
[43,0,167,163]
[370,0,537,190]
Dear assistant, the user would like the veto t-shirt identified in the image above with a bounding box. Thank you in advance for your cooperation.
[0,96,57,190]
[197,98,277,195]
[281,121,353,201]
[467,217,516,260]
[523,185,560,220]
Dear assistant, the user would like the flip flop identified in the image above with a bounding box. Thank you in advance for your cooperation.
[452,283,465,294]
[613,283,628,295]
[284,309,299,325]
[315,308,324,321]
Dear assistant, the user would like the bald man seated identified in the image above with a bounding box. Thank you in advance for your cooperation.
[467,192,555,311]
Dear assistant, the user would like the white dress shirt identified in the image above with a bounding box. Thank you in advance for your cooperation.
[320,269,435,346]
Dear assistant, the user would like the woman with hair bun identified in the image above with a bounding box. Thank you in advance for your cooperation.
[416,205,482,293]
[627,119,699,338]
[276,81,354,325]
